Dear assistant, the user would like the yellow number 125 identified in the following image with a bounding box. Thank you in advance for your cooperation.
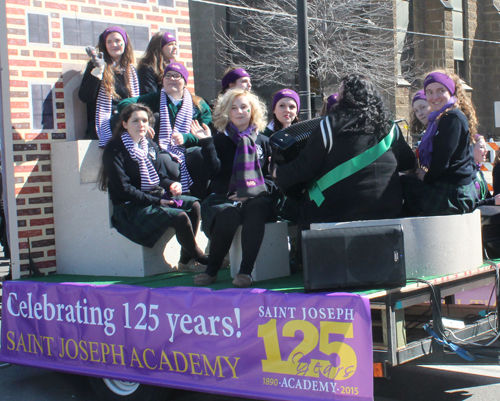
[257,319,357,380]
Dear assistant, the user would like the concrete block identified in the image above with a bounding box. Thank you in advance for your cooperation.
[52,140,208,277]
[229,221,290,282]
[311,210,483,279]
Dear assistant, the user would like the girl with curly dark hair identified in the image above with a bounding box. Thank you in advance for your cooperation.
[402,70,486,215]
[272,74,405,226]
[78,27,139,146]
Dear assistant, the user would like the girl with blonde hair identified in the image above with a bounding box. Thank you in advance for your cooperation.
[188,89,276,288]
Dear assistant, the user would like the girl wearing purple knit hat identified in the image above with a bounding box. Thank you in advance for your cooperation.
[137,31,178,95]
[401,70,487,215]
[117,62,212,205]
[220,66,252,95]
[262,89,300,137]
[79,27,138,146]
[408,90,431,142]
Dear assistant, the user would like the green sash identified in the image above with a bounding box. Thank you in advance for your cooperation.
[308,123,397,207]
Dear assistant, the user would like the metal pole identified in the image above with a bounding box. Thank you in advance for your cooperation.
[297,0,311,120]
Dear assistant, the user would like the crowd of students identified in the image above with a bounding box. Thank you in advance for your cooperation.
[81,27,500,289]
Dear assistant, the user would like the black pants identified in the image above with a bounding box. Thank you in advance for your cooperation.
[205,198,275,277]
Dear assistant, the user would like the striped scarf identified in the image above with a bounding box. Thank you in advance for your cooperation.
[227,123,267,198]
[121,133,160,191]
[96,65,139,148]
[159,88,193,192]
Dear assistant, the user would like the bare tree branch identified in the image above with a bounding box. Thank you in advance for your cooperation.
[215,0,418,96]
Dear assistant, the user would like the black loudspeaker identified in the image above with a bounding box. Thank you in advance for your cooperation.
[302,224,406,293]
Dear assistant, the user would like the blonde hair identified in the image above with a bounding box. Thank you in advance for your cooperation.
[213,89,267,132]
[425,69,478,141]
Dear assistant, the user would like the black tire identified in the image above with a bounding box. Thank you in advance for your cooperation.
[88,376,172,401]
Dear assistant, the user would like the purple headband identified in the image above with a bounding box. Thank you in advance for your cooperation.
[327,93,339,111]
[412,89,426,105]
[161,32,176,48]
[101,26,127,46]
[424,72,456,96]
[272,89,300,111]
[475,134,484,142]
[221,68,250,89]
[163,62,189,83]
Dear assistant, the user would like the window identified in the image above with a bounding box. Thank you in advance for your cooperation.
[28,14,49,44]
[451,0,464,61]
[62,18,149,51]
[158,0,174,7]
[32,85,54,130]
[123,0,147,3]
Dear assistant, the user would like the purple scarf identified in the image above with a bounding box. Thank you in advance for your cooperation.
[418,97,456,168]
[226,123,267,198]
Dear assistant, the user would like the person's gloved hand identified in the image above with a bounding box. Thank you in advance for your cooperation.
[85,46,105,78]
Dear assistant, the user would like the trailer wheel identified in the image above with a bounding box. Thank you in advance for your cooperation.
[88,377,172,401]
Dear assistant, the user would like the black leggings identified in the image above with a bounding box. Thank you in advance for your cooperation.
[205,198,274,277]
[171,201,207,264]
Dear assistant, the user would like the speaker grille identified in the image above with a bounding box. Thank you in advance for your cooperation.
[302,224,405,292]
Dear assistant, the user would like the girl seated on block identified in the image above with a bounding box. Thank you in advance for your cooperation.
[118,63,212,199]
[189,89,277,288]
[99,103,208,272]
[79,27,139,147]
[402,70,483,215]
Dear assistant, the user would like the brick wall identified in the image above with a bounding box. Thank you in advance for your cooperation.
[4,0,193,275]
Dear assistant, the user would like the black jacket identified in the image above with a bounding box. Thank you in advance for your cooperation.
[199,132,272,196]
[103,136,175,207]
[78,61,130,139]
[276,108,403,225]
[424,108,475,186]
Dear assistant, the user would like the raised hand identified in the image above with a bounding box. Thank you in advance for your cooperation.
[191,120,211,139]
[85,46,105,69]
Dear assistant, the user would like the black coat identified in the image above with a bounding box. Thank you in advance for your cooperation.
[276,109,403,225]
[78,61,130,139]
[199,132,272,195]
[103,136,175,207]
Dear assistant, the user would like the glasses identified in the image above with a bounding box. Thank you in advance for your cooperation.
[164,74,183,81]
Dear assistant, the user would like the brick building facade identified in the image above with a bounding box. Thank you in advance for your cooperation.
[0,0,194,277]
[397,0,500,139]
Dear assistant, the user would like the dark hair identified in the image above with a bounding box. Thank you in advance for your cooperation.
[98,103,154,191]
[96,30,135,100]
[337,74,391,137]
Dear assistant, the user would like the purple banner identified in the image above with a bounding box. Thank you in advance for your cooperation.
[1,281,373,400]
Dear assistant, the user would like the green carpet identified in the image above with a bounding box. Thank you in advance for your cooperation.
[17,261,497,295]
